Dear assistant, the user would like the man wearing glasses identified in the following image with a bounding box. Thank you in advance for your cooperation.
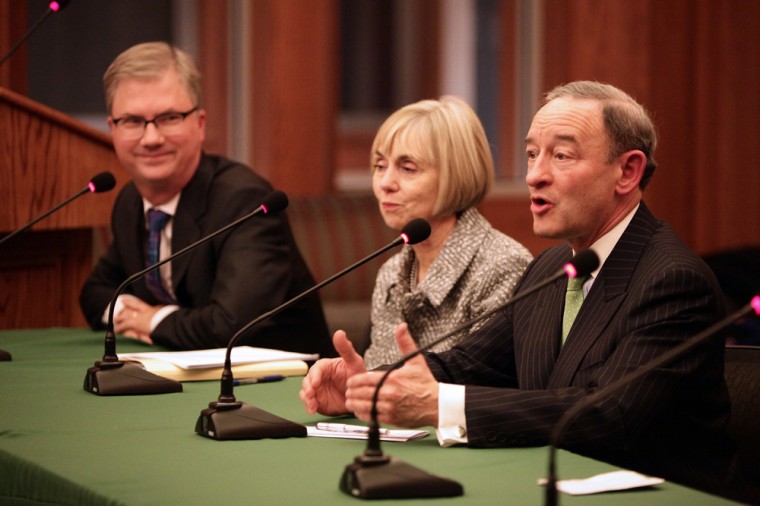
[79,42,332,357]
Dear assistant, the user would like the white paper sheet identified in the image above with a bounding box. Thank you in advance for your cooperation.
[307,423,429,442]
[119,346,318,370]
[538,470,664,495]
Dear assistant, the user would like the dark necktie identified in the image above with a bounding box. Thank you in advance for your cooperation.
[145,208,175,304]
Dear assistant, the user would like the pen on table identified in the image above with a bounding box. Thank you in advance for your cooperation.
[315,422,391,435]
[233,375,286,386]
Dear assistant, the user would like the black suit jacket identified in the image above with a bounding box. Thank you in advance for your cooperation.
[80,154,333,358]
[427,203,740,496]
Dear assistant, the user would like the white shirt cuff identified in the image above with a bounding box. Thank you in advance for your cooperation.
[436,383,468,447]
[149,305,180,332]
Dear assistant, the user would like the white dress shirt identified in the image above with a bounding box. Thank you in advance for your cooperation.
[104,194,182,331]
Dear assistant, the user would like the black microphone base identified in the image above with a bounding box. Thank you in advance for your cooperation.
[195,401,307,440]
[83,361,183,395]
[340,455,464,499]
[0,349,11,361]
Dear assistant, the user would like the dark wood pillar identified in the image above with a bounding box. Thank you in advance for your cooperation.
[248,0,339,196]
[540,0,760,254]
[0,0,29,92]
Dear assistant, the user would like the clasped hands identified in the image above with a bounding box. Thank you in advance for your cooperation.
[113,294,159,344]
[299,323,440,428]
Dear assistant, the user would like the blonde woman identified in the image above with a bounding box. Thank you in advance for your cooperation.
[362,96,532,368]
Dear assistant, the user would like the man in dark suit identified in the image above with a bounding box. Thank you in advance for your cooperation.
[300,81,741,496]
[80,42,332,358]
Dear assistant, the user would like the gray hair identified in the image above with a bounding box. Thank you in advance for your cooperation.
[545,81,657,189]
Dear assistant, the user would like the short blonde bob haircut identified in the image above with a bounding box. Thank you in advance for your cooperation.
[371,96,494,217]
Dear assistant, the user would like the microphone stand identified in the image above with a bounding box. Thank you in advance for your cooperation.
[1,172,115,362]
[544,295,760,506]
[0,188,86,245]
[0,0,72,67]
[339,250,601,499]
[84,191,286,395]
[0,172,115,247]
[340,359,464,499]
[196,219,431,440]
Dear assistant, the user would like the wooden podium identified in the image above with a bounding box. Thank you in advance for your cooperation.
[0,87,127,329]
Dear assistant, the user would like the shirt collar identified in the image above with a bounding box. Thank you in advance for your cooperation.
[142,193,181,218]
[403,208,489,307]
[578,203,639,280]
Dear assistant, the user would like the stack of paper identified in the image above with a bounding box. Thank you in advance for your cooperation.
[118,346,318,382]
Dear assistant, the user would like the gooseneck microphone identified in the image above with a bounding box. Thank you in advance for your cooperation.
[0,0,72,67]
[340,249,600,499]
[83,190,288,395]
[0,171,116,247]
[196,218,432,440]
[0,170,114,363]
[544,294,760,506]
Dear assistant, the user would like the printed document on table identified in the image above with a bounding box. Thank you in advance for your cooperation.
[119,346,319,370]
[307,423,429,442]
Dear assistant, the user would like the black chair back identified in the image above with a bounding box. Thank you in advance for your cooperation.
[724,345,760,500]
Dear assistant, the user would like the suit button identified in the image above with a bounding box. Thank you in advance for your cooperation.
[486,431,496,442]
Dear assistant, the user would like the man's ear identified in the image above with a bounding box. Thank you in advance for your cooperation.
[196,108,207,143]
[616,150,646,195]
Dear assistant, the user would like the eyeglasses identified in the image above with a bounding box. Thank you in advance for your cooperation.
[111,106,199,139]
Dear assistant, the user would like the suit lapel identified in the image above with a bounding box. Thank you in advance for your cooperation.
[515,246,572,389]
[536,275,568,386]
[170,156,211,290]
[548,203,659,387]
[122,184,148,277]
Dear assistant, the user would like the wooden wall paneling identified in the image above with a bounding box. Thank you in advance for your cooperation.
[0,88,126,329]
[539,0,760,254]
[497,0,517,179]
[542,0,653,93]
[692,0,760,254]
[0,0,28,92]
[640,0,698,247]
[0,89,126,232]
[541,0,689,249]
[417,0,442,100]
[197,0,230,158]
[249,0,338,196]
[249,0,275,183]
[539,0,695,246]
[0,230,91,328]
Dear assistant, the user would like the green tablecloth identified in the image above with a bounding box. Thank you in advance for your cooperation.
[0,329,734,505]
